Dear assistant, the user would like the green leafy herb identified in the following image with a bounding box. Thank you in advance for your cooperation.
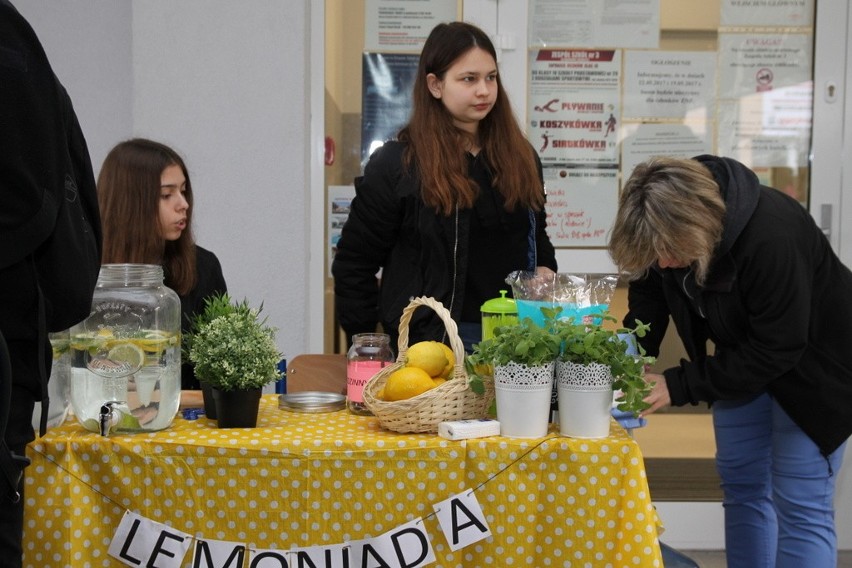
[550,309,655,416]
[465,306,657,417]
[187,295,282,392]
[465,317,562,418]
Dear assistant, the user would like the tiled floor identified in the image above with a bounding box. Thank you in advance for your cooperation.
[679,549,852,567]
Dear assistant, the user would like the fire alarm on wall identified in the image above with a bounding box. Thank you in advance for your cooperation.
[324,136,335,166]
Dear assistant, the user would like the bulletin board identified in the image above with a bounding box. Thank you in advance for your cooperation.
[528,0,816,247]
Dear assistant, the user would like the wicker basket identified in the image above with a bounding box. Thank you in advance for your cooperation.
[362,296,495,433]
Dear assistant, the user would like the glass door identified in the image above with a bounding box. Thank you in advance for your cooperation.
[318,0,849,351]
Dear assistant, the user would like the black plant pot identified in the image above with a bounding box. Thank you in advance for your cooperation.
[211,387,262,428]
[200,381,218,420]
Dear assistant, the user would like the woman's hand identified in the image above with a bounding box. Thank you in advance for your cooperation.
[535,266,556,278]
[639,373,671,417]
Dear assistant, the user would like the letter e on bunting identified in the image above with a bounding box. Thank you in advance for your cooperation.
[433,491,492,551]
[108,510,192,568]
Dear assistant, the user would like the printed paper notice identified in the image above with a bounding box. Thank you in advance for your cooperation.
[623,51,716,120]
[720,0,813,27]
[328,185,355,276]
[529,0,659,49]
[717,83,812,168]
[365,0,457,52]
[529,49,621,165]
[621,123,712,180]
[718,33,812,99]
[544,167,618,247]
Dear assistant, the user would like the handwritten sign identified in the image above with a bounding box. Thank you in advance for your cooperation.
[544,167,618,247]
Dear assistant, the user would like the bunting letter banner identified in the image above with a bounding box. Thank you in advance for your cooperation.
[192,538,247,568]
[108,510,192,568]
[288,543,349,568]
[432,491,491,551]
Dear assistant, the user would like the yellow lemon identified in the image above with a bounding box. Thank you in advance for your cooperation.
[432,377,447,387]
[384,367,436,401]
[376,387,386,401]
[133,331,175,353]
[435,342,454,379]
[471,361,494,378]
[405,341,449,378]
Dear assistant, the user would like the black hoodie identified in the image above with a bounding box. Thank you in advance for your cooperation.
[625,155,852,456]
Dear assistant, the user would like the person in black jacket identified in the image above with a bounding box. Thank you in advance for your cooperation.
[609,155,852,568]
[332,22,557,351]
[97,139,227,389]
[1,2,103,564]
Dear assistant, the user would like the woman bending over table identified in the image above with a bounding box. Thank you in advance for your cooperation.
[609,155,852,568]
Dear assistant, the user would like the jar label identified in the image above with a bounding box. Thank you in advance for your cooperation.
[347,360,387,403]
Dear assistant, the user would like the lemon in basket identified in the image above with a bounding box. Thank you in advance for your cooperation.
[435,342,454,379]
[383,367,436,401]
[405,341,449,378]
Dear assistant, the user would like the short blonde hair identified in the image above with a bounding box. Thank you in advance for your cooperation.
[608,157,725,285]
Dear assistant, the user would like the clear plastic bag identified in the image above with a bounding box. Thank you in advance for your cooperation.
[505,271,618,327]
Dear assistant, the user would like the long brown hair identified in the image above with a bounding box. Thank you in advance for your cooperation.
[608,157,725,285]
[399,22,544,215]
[97,138,197,295]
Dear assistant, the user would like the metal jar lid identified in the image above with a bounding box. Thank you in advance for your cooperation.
[278,391,346,413]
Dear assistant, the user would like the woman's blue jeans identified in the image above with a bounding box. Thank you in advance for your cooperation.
[713,392,846,568]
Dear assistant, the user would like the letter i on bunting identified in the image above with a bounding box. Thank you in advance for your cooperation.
[432,491,492,552]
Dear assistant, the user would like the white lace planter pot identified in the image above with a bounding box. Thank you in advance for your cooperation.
[556,361,613,439]
[493,361,555,438]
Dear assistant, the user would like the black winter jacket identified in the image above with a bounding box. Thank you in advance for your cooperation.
[1,0,102,447]
[333,141,557,347]
[625,155,852,456]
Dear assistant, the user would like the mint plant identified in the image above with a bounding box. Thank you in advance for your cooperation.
[548,308,655,416]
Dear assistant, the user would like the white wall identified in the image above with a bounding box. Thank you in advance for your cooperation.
[14,0,133,176]
[16,0,313,363]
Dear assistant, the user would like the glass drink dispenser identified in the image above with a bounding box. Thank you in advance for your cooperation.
[67,264,181,434]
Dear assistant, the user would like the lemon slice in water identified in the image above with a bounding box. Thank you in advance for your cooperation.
[107,343,145,370]
[133,331,175,353]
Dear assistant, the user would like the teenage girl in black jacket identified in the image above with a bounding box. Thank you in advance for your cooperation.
[333,22,557,351]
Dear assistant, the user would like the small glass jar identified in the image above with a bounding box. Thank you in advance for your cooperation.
[67,264,181,434]
[347,333,393,415]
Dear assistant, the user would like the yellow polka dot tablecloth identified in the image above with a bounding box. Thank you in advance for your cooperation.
[24,395,662,567]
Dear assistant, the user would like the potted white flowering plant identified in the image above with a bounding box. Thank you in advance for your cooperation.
[188,294,281,427]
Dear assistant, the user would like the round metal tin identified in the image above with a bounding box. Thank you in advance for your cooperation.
[278,391,346,413]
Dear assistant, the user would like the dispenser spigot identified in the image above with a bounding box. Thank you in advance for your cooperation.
[98,401,122,436]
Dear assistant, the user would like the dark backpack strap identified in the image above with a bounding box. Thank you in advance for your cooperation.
[0,329,32,504]
[32,257,50,439]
